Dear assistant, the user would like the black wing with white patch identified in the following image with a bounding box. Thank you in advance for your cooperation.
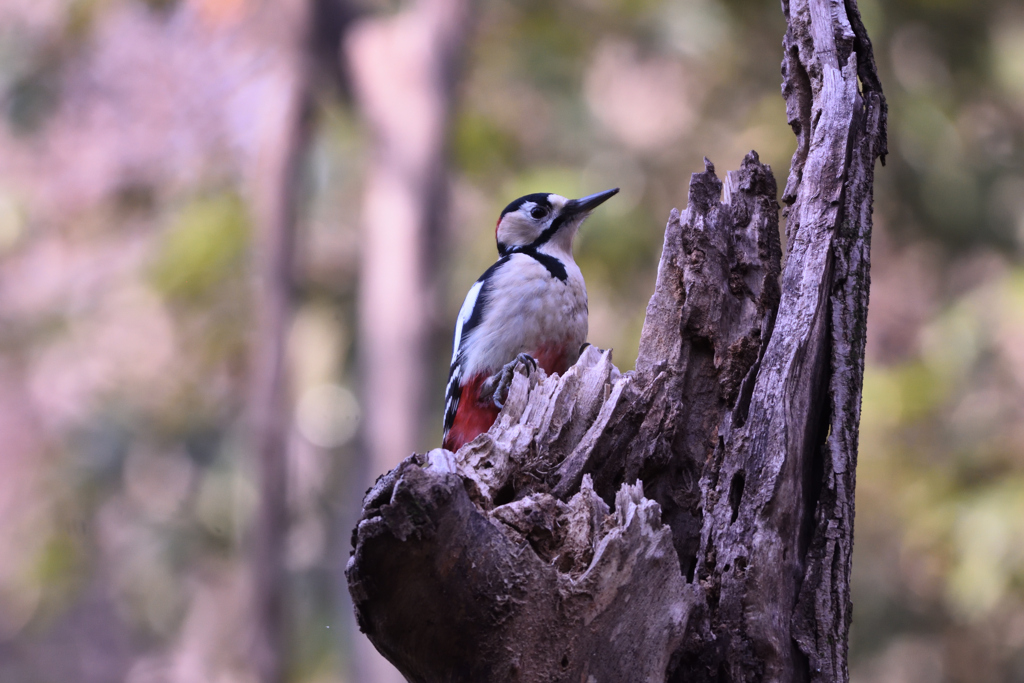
[442,257,508,441]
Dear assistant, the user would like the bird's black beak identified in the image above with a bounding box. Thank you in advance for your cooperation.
[566,188,619,215]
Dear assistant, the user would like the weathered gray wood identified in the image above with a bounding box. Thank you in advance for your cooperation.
[789,0,887,678]
[345,0,885,681]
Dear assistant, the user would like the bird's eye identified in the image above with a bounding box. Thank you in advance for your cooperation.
[530,207,549,220]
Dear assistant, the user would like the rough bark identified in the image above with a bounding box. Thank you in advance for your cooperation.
[345,0,886,681]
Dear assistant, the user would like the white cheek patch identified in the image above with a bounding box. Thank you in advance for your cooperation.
[497,213,542,246]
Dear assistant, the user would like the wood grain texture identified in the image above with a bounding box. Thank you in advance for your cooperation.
[346,1,886,680]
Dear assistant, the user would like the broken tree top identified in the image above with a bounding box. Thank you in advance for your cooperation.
[346,145,867,681]
[348,2,886,674]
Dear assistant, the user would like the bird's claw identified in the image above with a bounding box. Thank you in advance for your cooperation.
[514,352,538,374]
[484,353,538,409]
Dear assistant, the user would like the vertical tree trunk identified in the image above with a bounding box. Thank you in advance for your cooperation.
[778,1,887,680]
[247,2,313,682]
[344,0,886,682]
[348,0,474,480]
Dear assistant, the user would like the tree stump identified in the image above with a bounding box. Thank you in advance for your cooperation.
[345,0,886,681]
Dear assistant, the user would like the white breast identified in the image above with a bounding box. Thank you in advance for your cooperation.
[454,252,587,378]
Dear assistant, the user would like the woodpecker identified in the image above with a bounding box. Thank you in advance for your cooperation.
[442,188,619,452]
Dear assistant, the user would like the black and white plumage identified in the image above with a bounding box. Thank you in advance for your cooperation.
[442,188,619,452]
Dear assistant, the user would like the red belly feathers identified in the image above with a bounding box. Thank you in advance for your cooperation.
[442,344,573,452]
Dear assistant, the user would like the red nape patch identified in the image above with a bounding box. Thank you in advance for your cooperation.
[443,374,500,452]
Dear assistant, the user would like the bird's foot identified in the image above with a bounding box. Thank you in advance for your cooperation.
[480,353,538,409]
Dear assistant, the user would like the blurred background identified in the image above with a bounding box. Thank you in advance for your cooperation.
[0,0,1021,681]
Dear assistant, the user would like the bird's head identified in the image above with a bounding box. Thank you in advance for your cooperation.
[495,188,619,257]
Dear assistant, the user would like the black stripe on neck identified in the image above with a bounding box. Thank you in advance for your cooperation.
[512,247,567,282]
[525,212,571,250]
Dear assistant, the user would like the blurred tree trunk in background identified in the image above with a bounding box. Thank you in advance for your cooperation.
[344,0,475,681]
[245,0,476,678]
[348,0,474,484]
[247,1,313,682]
[345,0,887,681]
